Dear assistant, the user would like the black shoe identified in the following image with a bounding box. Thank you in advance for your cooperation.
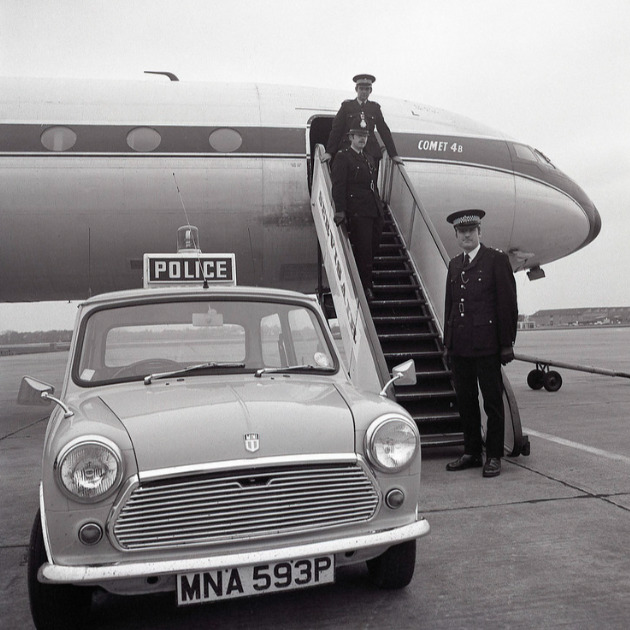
[446,454,483,471]
[365,288,374,302]
[483,458,501,477]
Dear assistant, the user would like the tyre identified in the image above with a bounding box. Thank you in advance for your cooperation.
[28,510,92,630]
[366,539,416,589]
[543,370,563,392]
[526,369,545,390]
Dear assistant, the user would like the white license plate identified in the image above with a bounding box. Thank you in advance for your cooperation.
[177,555,335,606]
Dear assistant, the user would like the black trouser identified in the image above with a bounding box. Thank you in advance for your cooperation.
[346,213,383,291]
[450,354,505,459]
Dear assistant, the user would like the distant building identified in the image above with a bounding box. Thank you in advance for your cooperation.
[525,307,630,328]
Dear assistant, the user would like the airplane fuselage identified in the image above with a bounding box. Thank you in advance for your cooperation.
[0,78,600,301]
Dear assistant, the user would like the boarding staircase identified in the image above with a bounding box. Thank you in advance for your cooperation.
[370,207,462,445]
[310,144,527,456]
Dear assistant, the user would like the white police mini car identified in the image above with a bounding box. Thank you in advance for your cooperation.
[19,244,429,630]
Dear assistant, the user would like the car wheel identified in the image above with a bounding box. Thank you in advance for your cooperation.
[28,510,93,630]
[366,539,416,589]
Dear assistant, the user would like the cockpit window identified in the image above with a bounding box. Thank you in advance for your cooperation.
[513,144,556,169]
[512,143,537,162]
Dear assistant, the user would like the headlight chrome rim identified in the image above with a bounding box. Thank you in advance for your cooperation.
[55,436,124,503]
[365,414,419,473]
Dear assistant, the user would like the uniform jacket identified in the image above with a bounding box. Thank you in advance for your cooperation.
[444,244,518,357]
[331,147,382,217]
[326,99,398,160]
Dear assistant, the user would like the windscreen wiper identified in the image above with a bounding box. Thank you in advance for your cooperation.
[144,362,246,385]
[255,365,336,378]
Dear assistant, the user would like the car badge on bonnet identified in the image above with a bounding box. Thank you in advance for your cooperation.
[244,433,260,453]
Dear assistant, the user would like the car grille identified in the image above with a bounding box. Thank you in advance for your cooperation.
[111,461,380,551]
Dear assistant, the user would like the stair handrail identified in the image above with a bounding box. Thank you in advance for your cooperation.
[311,144,392,396]
[376,145,450,332]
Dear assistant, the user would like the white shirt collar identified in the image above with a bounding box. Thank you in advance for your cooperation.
[465,244,481,261]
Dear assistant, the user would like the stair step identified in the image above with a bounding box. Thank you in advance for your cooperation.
[384,350,445,360]
[374,283,419,291]
[377,243,405,252]
[409,410,462,423]
[370,300,425,309]
[379,332,439,341]
[413,369,454,379]
[373,318,433,327]
[373,269,414,278]
[374,255,407,264]
[395,389,456,400]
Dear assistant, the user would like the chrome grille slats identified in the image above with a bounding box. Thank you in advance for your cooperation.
[112,462,380,551]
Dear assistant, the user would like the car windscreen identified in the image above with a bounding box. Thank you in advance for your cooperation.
[74,298,337,386]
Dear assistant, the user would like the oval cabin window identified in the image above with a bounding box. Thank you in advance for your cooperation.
[209,128,242,153]
[40,126,77,152]
[127,127,162,152]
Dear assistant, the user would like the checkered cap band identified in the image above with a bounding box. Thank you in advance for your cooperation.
[452,214,481,226]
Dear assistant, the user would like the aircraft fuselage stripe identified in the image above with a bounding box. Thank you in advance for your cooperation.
[0,123,596,227]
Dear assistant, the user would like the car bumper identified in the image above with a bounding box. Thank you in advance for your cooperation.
[40,518,430,585]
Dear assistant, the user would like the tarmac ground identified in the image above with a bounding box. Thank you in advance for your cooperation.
[2,327,630,629]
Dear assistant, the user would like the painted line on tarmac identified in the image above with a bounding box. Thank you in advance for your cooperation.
[525,428,630,464]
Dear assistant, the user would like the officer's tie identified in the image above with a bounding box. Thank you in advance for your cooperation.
[463,253,470,267]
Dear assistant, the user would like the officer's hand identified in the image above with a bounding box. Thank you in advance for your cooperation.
[392,156,404,165]
[334,212,346,226]
[500,347,515,365]
[321,152,332,163]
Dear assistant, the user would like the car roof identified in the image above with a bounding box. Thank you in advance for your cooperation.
[78,285,320,308]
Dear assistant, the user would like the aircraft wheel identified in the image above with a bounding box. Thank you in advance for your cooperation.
[526,369,545,390]
[28,510,92,630]
[543,370,563,392]
[366,539,416,589]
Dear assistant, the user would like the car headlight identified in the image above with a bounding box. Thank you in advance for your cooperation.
[365,414,419,473]
[55,437,123,502]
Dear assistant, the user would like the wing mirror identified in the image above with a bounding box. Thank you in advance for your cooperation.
[379,359,417,398]
[17,376,73,417]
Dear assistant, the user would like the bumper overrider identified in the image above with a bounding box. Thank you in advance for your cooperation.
[40,517,430,586]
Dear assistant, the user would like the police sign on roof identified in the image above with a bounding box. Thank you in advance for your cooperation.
[143,253,236,288]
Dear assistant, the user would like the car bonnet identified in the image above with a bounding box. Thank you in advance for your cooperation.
[97,378,355,471]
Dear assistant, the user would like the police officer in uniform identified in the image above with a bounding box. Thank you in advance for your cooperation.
[322,74,403,167]
[443,210,518,478]
[331,128,383,301]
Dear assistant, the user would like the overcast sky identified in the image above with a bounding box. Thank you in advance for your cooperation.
[1,0,629,331]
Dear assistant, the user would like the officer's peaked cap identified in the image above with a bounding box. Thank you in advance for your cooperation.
[446,209,485,228]
[353,74,376,86]
[347,128,369,137]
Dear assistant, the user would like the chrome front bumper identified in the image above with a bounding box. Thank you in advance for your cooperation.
[40,518,430,585]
